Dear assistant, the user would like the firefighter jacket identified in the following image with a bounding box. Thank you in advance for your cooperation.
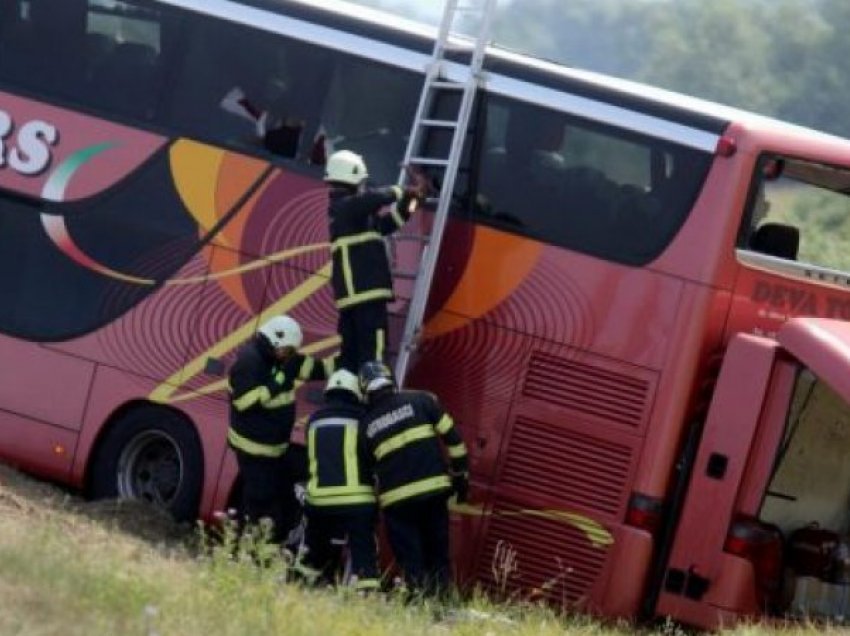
[305,394,376,510]
[361,389,468,508]
[228,335,333,457]
[328,185,417,310]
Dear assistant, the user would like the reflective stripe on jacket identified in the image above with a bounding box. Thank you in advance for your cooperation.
[228,336,332,457]
[361,389,467,508]
[328,185,417,310]
[306,399,376,509]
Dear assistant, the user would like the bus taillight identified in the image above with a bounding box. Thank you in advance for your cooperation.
[724,515,784,610]
[625,492,664,535]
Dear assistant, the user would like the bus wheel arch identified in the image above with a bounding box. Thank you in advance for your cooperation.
[87,402,204,522]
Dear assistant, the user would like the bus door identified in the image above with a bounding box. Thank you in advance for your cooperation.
[657,318,850,630]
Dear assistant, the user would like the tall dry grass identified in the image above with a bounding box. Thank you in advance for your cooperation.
[0,463,820,635]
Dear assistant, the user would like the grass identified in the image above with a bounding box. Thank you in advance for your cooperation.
[0,463,830,635]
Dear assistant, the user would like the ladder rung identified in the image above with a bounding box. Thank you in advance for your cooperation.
[393,271,420,280]
[394,233,430,243]
[441,41,473,53]
[431,80,463,90]
[409,157,449,166]
[420,119,459,128]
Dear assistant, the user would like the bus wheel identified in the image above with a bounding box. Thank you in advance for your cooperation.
[90,406,203,522]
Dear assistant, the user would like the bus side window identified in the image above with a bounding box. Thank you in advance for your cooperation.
[89,42,160,120]
[317,58,420,184]
[0,0,88,98]
[166,16,333,163]
[741,164,801,261]
[84,0,173,122]
[475,100,571,228]
[748,222,800,261]
[739,157,850,273]
[471,95,713,265]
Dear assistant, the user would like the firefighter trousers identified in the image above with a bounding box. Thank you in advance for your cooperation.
[235,445,307,545]
[337,300,389,372]
[383,493,451,595]
[304,506,379,586]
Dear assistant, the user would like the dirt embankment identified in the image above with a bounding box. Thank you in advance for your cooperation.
[0,462,191,545]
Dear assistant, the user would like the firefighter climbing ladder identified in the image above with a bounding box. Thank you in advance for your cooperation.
[393,0,497,386]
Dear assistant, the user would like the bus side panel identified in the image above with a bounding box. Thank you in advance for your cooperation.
[0,409,77,482]
[0,334,95,430]
[631,284,732,496]
[727,262,850,342]
[0,89,166,203]
[597,526,655,616]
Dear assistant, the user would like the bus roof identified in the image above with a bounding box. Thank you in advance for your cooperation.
[168,0,850,152]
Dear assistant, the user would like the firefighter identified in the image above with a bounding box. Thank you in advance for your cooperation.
[228,314,334,546]
[324,149,427,372]
[300,369,379,590]
[358,360,469,595]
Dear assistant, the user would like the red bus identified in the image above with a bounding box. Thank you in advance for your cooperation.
[4,0,850,628]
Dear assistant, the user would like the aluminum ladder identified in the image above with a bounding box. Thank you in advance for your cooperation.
[393,0,498,386]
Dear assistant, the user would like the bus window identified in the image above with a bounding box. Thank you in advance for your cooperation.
[758,369,850,533]
[0,0,173,123]
[473,95,712,265]
[167,16,333,162]
[0,0,88,99]
[318,57,420,184]
[85,0,173,122]
[741,157,850,273]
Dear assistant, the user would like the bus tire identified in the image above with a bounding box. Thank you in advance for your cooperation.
[89,406,204,522]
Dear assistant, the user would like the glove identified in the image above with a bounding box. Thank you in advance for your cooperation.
[403,165,430,200]
[404,186,426,201]
[451,473,469,504]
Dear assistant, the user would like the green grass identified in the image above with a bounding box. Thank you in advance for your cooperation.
[0,464,826,635]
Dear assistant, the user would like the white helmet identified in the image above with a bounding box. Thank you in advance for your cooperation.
[324,149,368,185]
[258,314,303,349]
[325,369,362,400]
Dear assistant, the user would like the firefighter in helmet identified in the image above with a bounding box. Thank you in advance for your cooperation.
[300,369,379,590]
[227,314,334,545]
[358,360,469,595]
[324,149,427,372]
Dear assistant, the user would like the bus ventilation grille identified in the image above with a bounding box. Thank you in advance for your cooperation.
[523,351,652,429]
[500,416,632,517]
[475,497,609,606]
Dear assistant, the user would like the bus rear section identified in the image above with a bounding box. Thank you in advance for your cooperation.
[415,94,850,619]
[656,318,850,629]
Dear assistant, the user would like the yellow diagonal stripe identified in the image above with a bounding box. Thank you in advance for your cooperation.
[149,262,331,403]
[448,501,614,548]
